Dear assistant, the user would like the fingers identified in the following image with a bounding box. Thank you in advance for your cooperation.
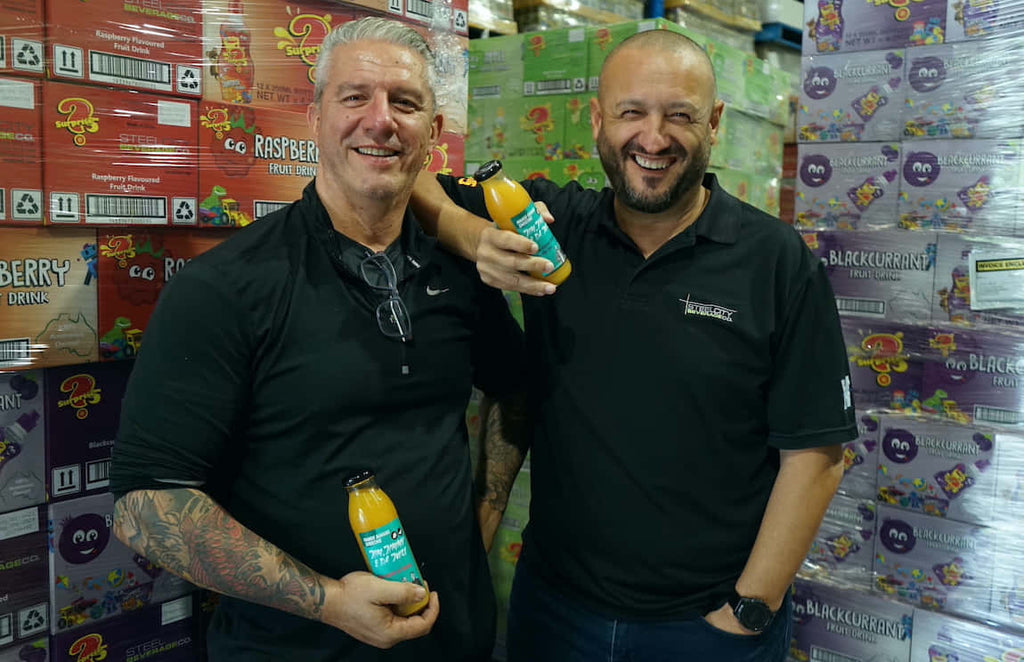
[477,226,558,297]
[533,200,555,225]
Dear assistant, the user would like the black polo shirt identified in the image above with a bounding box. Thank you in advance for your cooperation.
[110,182,526,660]
[438,173,856,619]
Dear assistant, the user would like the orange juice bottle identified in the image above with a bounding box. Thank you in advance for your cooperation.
[344,470,429,617]
[472,160,572,285]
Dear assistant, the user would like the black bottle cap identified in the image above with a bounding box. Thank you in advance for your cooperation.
[344,469,375,489]
[472,160,503,183]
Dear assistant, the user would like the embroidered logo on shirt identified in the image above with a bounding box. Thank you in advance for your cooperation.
[679,294,736,323]
[841,375,852,409]
[426,285,451,296]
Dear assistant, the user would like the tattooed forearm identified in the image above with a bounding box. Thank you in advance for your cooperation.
[113,489,327,622]
[475,393,531,517]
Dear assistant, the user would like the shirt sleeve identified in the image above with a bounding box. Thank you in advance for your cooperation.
[767,259,857,450]
[110,260,252,499]
[469,283,527,399]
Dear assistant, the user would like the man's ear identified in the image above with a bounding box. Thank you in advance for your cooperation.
[430,111,444,144]
[307,101,320,135]
[589,95,602,143]
[708,99,725,145]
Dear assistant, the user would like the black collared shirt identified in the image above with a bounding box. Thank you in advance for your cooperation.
[439,173,856,619]
[111,182,526,660]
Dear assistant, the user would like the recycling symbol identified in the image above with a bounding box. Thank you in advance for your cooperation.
[175,200,194,221]
[16,43,40,67]
[179,67,199,91]
[16,193,39,215]
[21,606,46,634]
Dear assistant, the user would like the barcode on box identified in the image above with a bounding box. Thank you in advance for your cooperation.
[254,200,288,219]
[536,80,572,94]
[0,613,12,646]
[974,406,1023,425]
[836,298,886,317]
[406,0,432,21]
[471,85,501,99]
[0,188,5,220]
[90,51,172,91]
[86,459,110,490]
[0,339,30,368]
[86,194,166,224]
[0,36,7,69]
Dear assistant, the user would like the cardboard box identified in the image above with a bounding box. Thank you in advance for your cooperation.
[398,0,469,36]
[0,227,99,369]
[840,318,927,412]
[43,82,199,227]
[469,34,523,101]
[44,361,133,502]
[49,492,193,634]
[0,78,42,225]
[803,0,948,54]
[798,50,905,143]
[0,0,43,77]
[803,493,877,590]
[0,371,45,514]
[0,506,50,649]
[876,415,1000,524]
[97,230,230,357]
[902,43,1021,140]
[790,578,913,662]
[874,503,996,620]
[0,640,47,662]
[920,326,1024,427]
[912,608,1024,661]
[50,596,196,662]
[932,233,1024,329]
[506,96,565,159]
[714,108,784,177]
[794,143,902,231]
[806,229,938,321]
[521,27,587,97]
[945,0,1024,42]
[45,0,203,97]
[198,102,315,227]
[424,131,465,178]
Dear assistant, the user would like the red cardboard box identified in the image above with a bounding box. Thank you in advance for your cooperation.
[97,229,230,358]
[198,102,315,227]
[425,131,464,177]
[0,78,42,225]
[45,0,203,97]
[0,227,99,370]
[400,0,469,36]
[0,0,44,77]
[43,81,199,226]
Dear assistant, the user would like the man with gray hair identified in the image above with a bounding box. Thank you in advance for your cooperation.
[110,16,527,661]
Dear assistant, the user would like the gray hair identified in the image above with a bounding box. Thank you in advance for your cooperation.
[312,17,437,109]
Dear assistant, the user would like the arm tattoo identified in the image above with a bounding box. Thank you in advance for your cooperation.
[476,393,531,515]
[113,489,327,622]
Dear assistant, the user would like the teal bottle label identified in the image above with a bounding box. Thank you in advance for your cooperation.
[510,202,567,276]
[358,517,424,584]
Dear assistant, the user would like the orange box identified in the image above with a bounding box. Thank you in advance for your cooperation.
[97,229,231,359]
[43,81,199,226]
[0,0,44,77]
[197,101,316,227]
[425,131,465,177]
[0,227,99,369]
[0,77,43,225]
[45,0,203,97]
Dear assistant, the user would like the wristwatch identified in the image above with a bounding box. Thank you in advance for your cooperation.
[727,591,775,633]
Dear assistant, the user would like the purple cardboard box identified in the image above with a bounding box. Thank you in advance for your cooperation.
[0,506,50,649]
[51,596,195,662]
[932,233,1024,329]
[903,43,1021,140]
[0,640,47,662]
[946,0,1024,42]
[790,578,913,662]
[843,318,928,412]
[912,607,1024,660]
[44,361,132,502]
[874,503,996,620]
[803,0,947,54]
[804,493,877,590]
[839,411,880,499]
[795,143,902,229]
[49,492,192,634]
[989,516,1024,630]
[0,372,45,514]
[806,229,937,319]
[876,415,999,524]
[898,139,1021,235]
[799,51,905,143]
[920,326,1024,427]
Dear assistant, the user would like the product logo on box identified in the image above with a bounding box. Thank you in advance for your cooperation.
[851,332,909,387]
[791,586,911,640]
[799,154,833,187]
[907,56,946,93]
[58,373,102,420]
[424,142,451,175]
[58,512,111,564]
[881,427,919,463]
[521,105,555,144]
[54,98,100,147]
[201,106,257,176]
[803,66,837,100]
[527,34,546,57]
[879,517,917,553]
[594,28,613,52]
[275,13,333,83]
[68,632,108,662]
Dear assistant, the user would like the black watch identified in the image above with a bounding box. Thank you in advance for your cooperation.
[727,591,775,633]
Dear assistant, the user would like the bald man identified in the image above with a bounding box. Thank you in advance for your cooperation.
[413,29,856,661]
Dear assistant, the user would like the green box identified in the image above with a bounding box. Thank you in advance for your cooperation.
[705,39,747,109]
[468,34,524,101]
[559,158,607,190]
[709,167,780,217]
[741,54,792,126]
[521,27,588,96]
[500,156,562,183]
[466,97,519,162]
[713,107,783,177]
[558,92,596,159]
[506,96,566,159]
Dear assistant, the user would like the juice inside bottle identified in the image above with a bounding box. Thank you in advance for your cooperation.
[473,160,572,286]
[345,470,429,617]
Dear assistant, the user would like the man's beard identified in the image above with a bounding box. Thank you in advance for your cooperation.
[597,132,710,214]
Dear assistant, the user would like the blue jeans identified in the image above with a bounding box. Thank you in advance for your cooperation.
[507,562,792,662]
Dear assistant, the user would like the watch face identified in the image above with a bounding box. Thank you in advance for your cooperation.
[737,599,773,632]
